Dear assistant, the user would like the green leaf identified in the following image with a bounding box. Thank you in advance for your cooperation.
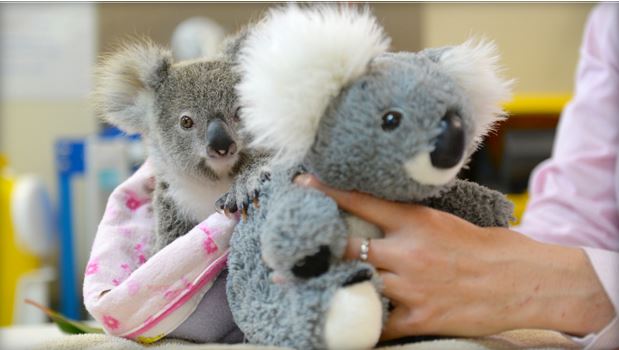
[24,299,104,334]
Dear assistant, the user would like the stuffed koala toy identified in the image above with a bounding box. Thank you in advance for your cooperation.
[226,5,514,350]
[94,36,268,253]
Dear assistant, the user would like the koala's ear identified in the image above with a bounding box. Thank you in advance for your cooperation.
[423,39,513,143]
[219,27,251,63]
[94,40,172,134]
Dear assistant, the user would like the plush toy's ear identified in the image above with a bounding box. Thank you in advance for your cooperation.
[423,39,513,144]
[93,40,172,135]
[237,5,390,164]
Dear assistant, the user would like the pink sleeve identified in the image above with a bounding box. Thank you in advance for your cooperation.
[82,159,238,341]
[515,4,619,348]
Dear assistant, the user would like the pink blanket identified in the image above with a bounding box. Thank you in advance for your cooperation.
[83,160,237,343]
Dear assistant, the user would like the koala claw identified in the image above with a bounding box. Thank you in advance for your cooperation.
[215,195,239,214]
[216,177,265,217]
[215,196,227,212]
[240,204,248,222]
[228,202,239,214]
[252,190,261,208]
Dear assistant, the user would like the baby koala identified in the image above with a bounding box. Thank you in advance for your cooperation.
[94,37,267,252]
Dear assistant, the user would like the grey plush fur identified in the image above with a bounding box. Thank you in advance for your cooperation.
[94,36,268,253]
[229,174,387,348]
[226,12,514,350]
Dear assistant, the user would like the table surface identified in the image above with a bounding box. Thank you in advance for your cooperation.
[0,323,66,350]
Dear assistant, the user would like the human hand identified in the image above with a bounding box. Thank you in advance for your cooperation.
[295,174,615,340]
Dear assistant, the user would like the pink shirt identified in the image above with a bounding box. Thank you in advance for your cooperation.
[516,3,619,349]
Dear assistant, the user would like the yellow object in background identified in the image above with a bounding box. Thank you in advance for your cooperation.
[504,94,572,115]
[0,155,43,326]
[507,192,529,226]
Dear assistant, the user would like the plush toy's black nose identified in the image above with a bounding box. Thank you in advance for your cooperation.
[207,119,236,157]
[292,245,331,279]
[430,111,464,169]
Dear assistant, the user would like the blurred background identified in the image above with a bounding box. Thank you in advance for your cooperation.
[0,2,593,325]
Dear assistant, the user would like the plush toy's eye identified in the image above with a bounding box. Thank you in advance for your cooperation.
[180,115,194,129]
[381,111,402,131]
[430,111,465,169]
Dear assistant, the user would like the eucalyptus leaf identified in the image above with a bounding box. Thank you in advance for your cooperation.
[25,299,104,334]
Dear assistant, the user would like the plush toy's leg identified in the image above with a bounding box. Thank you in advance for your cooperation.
[229,223,385,350]
[323,273,383,349]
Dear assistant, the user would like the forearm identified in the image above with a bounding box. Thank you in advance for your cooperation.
[487,227,615,336]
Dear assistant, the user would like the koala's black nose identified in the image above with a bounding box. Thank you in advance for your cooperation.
[292,245,331,279]
[207,119,237,157]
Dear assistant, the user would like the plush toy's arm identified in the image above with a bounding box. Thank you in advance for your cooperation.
[259,174,349,280]
[421,179,514,227]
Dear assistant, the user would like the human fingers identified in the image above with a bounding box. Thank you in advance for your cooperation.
[381,303,439,341]
[380,305,415,341]
[344,236,396,270]
[294,174,406,232]
[378,271,414,305]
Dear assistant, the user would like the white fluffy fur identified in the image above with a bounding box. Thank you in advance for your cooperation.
[237,5,390,164]
[324,281,382,350]
[164,169,232,223]
[437,39,513,143]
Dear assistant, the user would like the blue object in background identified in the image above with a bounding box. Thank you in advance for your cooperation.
[54,139,85,320]
[54,126,144,320]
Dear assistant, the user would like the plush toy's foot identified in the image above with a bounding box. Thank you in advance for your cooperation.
[324,280,382,350]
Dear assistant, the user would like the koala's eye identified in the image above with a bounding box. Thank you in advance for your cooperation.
[232,107,241,123]
[381,111,402,131]
[180,115,194,129]
[430,111,465,169]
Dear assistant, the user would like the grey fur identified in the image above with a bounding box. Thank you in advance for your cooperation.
[226,13,513,350]
[94,37,270,253]
[421,179,515,228]
[218,28,250,63]
[228,181,387,348]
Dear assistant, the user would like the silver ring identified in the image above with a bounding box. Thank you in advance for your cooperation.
[359,238,370,262]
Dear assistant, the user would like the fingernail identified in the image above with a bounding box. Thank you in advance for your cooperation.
[294,173,314,187]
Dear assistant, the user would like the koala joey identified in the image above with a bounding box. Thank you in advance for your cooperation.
[94,37,269,252]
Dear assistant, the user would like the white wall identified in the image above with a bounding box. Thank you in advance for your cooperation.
[0,3,98,197]
[0,2,99,318]
[421,3,593,94]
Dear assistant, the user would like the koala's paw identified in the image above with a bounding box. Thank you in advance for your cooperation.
[216,169,271,218]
